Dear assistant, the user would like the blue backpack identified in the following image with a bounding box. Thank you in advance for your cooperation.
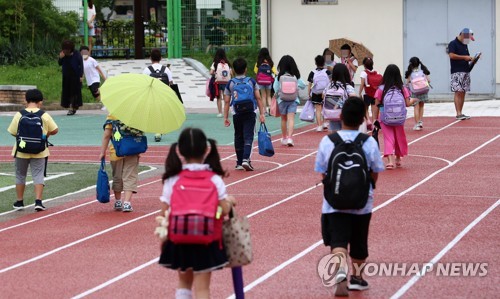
[105,120,148,157]
[231,77,256,114]
[15,109,48,156]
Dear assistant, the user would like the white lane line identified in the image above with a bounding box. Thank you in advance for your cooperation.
[0,166,157,219]
[0,211,158,274]
[0,172,73,192]
[71,119,463,298]
[225,135,500,298]
[1,148,318,276]
[71,185,322,299]
[390,199,500,299]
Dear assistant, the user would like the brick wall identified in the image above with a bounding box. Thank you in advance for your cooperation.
[0,85,37,104]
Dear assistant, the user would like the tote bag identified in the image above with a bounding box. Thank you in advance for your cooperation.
[223,208,253,267]
[299,100,315,122]
[258,123,274,157]
[270,96,281,117]
[96,158,110,203]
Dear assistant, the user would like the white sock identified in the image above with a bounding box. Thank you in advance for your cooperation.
[175,288,192,299]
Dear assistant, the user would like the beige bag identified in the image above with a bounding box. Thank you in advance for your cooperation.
[223,209,253,267]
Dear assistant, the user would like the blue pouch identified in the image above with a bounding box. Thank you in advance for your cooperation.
[96,158,110,203]
[258,123,274,157]
[109,121,148,157]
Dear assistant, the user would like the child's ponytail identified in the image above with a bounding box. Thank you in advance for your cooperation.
[204,138,227,177]
[162,143,183,182]
[420,61,431,76]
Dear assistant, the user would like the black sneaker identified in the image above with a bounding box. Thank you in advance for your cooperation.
[348,276,369,291]
[34,200,46,211]
[241,159,254,171]
[13,200,24,210]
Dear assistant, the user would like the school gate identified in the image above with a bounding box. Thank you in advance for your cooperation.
[404,0,495,96]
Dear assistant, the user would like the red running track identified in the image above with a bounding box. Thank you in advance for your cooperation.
[0,117,499,298]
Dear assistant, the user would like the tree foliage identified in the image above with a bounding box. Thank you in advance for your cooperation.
[0,0,79,65]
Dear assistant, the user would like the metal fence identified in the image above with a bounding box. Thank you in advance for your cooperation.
[180,1,260,55]
[53,0,260,58]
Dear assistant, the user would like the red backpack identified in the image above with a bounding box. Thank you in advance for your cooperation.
[168,170,223,245]
[364,70,383,98]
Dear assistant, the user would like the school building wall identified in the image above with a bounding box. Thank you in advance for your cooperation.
[261,0,500,98]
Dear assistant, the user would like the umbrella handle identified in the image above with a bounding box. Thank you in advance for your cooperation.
[232,267,245,299]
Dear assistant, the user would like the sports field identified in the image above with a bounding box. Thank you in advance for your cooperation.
[0,111,498,298]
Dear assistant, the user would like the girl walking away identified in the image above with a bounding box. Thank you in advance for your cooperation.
[373,64,417,169]
[158,128,235,299]
[405,57,431,131]
[273,55,306,146]
[58,40,83,116]
[209,48,232,118]
[358,57,383,127]
[254,47,277,116]
[323,63,356,133]
[308,55,331,132]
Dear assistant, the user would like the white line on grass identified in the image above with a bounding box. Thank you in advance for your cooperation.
[0,172,73,192]
[224,134,500,299]
[390,199,500,299]
[0,166,157,220]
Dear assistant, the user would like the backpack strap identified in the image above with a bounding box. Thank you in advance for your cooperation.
[160,65,167,74]
[148,65,156,73]
[353,133,370,145]
[327,132,343,146]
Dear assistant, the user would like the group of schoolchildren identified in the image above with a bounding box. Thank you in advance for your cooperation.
[7,43,431,298]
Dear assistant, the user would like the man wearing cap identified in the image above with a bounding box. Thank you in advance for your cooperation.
[448,28,477,120]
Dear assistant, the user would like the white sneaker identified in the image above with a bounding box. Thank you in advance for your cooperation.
[216,113,223,118]
[418,121,423,129]
[287,138,294,147]
[413,124,421,131]
[323,122,329,130]
[281,138,288,146]
[316,126,323,132]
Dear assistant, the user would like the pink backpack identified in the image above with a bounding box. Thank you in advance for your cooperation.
[168,170,222,245]
[279,74,298,101]
[409,70,430,95]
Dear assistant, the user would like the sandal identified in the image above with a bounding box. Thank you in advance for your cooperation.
[386,164,394,170]
[396,158,402,168]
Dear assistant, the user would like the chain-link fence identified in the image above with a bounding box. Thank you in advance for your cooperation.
[180,1,260,55]
[52,0,259,58]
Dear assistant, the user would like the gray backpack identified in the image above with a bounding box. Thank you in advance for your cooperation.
[278,74,298,101]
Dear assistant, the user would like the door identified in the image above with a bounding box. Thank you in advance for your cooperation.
[404,0,495,95]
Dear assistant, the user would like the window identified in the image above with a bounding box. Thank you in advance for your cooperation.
[302,0,338,4]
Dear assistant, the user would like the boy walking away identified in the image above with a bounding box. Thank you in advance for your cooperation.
[7,89,59,211]
[308,55,331,132]
[143,48,174,142]
[223,58,266,171]
[314,97,384,295]
[80,46,106,106]
[99,116,141,212]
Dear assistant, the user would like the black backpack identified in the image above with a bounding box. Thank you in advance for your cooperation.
[15,109,47,155]
[148,65,170,85]
[322,132,371,210]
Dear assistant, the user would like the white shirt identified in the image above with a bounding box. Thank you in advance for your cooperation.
[87,5,96,22]
[83,57,101,86]
[143,63,173,82]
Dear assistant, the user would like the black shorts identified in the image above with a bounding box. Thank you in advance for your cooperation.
[88,82,100,98]
[310,93,323,105]
[321,212,372,260]
[363,94,375,106]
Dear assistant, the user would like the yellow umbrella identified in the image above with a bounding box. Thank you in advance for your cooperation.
[100,73,185,134]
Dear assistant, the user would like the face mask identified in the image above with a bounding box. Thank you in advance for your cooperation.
[341,50,349,58]
[82,55,89,60]
[463,38,470,45]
